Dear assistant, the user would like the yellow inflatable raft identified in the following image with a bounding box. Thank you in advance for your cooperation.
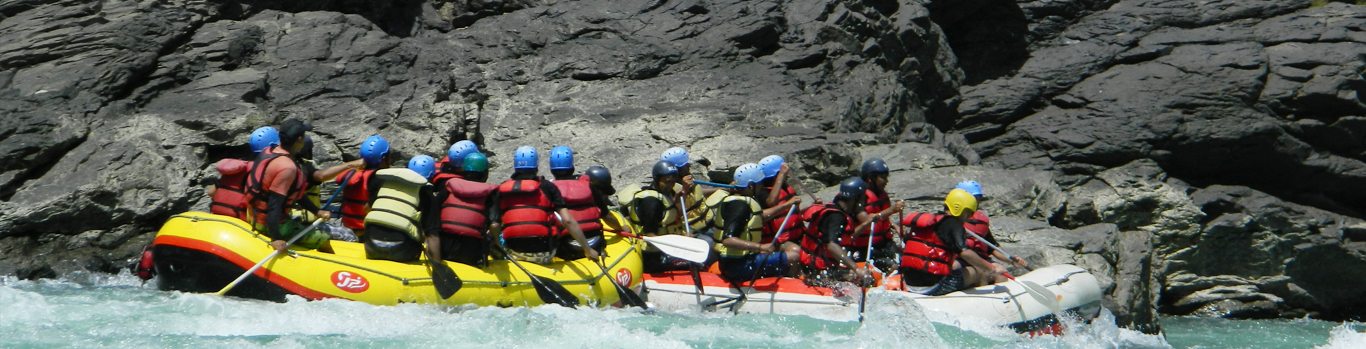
[151,211,644,308]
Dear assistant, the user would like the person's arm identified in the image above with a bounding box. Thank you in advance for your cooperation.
[314,159,365,182]
[760,196,802,221]
[720,201,771,252]
[940,218,1002,277]
[764,164,789,207]
[486,192,502,236]
[423,186,446,237]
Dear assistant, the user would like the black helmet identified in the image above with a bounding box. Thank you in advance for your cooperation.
[652,160,679,178]
[586,165,614,191]
[861,158,888,178]
[838,177,867,201]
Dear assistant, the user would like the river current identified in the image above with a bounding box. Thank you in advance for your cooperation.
[2,272,1362,348]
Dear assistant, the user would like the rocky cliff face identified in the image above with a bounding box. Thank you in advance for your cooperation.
[1,0,1363,332]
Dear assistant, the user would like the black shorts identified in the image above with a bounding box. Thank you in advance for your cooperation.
[440,234,488,267]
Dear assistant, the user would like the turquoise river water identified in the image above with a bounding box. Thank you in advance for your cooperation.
[2,272,1363,348]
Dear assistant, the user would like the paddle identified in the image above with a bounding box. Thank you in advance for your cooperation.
[677,196,707,297]
[694,180,742,189]
[962,230,1063,314]
[550,212,647,308]
[858,221,875,322]
[216,218,323,296]
[495,244,580,308]
[422,248,462,299]
[216,174,357,297]
[594,259,648,308]
[615,232,711,264]
[786,170,818,202]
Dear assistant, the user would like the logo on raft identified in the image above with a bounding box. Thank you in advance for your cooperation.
[614,268,632,287]
[331,271,370,293]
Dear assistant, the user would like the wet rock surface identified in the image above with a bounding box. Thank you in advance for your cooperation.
[1,0,1364,333]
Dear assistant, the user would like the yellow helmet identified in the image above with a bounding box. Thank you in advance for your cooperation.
[945,188,978,217]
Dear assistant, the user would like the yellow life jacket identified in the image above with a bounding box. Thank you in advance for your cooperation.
[301,159,322,209]
[712,194,764,258]
[675,183,711,232]
[364,168,429,241]
[627,187,685,236]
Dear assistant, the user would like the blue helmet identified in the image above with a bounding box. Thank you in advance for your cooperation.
[462,152,488,173]
[447,140,478,168]
[660,147,689,168]
[861,158,889,178]
[549,146,574,170]
[408,155,437,180]
[955,180,983,197]
[249,127,280,153]
[514,146,538,170]
[359,135,390,167]
[733,163,765,188]
[838,177,867,200]
[759,155,785,179]
[652,160,679,178]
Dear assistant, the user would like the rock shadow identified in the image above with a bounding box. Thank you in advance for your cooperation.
[926,0,1029,86]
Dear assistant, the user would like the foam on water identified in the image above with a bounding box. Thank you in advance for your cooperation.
[1,273,1356,349]
[1315,322,1366,349]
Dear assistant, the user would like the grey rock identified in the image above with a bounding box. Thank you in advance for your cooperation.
[965,2,1366,216]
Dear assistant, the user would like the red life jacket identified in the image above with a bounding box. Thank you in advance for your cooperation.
[439,178,498,238]
[245,149,307,225]
[796,204,851,271]
[963,210,993,257]
[498,179,555,239]
[210,159,252,221]
[839,188,892,248]
[336,169,377,230]
[552,177,603,234]
[898,213,956,276]
[761,185,801,244]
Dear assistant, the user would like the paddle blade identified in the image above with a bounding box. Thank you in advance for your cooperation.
[428,260,462,299]
[642,235,710,264]
[530,275,581,308]
[597,262,647,308]
[1017,280,1063,314]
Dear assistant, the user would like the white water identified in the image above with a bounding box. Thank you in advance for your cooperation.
[1,272,1359,348]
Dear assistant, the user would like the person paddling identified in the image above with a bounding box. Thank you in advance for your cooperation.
[363,156,438,262]
[784,177,873,285]
[757,155,804,244]
[547,146,609,260]
[954,180,1027,285]
[426,152,496,267]
[296,135,364,242]
[662,147,714,240]
[843,158,904,272]
[897,189,1006,295]
[714,163,801,281]
[489,146,599,265]
[245,119,331,252]
[335,135,392,238]
[628,160,693,272]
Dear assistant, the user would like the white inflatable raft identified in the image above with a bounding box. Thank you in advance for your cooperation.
[641,264,1103,334]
